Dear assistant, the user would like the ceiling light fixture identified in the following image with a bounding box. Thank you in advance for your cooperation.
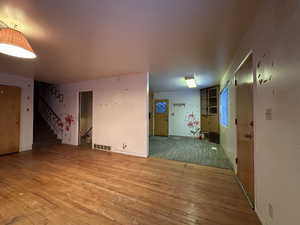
[185,76,197,88]
[0,22,36,59]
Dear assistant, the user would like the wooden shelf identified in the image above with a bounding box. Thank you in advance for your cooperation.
[200,85,220,134]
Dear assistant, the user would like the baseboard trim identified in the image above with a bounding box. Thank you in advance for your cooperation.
[114,149,148,158]
[255,209,265,225]
[234,174,255,210]
[168,135,200,138]
[20,146,33,152]
[105,149,148,158]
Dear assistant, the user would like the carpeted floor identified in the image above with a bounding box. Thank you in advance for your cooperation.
[149,136,232,169]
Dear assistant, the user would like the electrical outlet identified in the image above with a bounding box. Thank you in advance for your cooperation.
[122,143,127,150]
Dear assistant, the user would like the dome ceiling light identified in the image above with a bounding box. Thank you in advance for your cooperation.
[185,76,197,88]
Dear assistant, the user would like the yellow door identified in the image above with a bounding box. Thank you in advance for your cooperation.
[0,85,21,155]
[154,99,169,136]
[236,55,255,205]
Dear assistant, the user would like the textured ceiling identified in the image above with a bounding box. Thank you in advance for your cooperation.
[0,0,261,89]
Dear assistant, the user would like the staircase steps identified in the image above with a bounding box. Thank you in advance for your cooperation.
[33,114,62,148]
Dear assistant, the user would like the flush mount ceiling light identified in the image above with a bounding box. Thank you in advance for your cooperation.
[0,22,36,59]
[185,76,197,88]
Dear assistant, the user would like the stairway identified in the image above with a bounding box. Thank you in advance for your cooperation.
[33,113,62,148]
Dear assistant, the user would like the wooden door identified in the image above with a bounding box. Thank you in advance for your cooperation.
[236,55,255,205]
[154,99,169,136]
[201,115,209,132]
[173,104,185,136]
[0,85,21,155]
[208,115,219,133]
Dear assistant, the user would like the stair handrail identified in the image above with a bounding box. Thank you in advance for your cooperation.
[48,84,64,103]
[38,96,64,140]
[81,126,92,138]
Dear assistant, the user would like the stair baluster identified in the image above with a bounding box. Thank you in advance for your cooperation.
[38,97,64,140]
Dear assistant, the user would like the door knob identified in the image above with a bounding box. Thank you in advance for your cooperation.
[244,134,252,139]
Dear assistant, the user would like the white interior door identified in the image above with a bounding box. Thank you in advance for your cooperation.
[173,105,186,136]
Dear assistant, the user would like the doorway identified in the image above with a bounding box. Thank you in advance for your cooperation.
[0,85,21,155]
[149,90,231,169]
[173,104,186,136]
[79,91,93,147]
[154,99,169,136]
[235,53,255,206]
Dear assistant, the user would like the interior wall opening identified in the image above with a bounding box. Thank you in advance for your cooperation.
[148,75,232,169]
[78,91,93,148]
[33,81,63,148]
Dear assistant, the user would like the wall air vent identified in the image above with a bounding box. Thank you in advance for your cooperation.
[94,144,111,151]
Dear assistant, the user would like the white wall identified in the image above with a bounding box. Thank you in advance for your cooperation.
[45,73,149,157]
[220,1,300,224]
[154,90,200,137]
[0,73,33,152]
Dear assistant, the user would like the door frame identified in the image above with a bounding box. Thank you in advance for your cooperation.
[78,90,93,146]
[149,92,154,136]
[234,50,257,209]
[154,99,169,136]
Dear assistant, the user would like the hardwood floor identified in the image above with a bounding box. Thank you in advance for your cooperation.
[0,145,261,225]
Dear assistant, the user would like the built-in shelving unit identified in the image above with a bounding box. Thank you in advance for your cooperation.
[208,87,218,115]
[200,85,220,143]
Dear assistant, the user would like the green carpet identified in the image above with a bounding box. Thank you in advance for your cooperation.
[149,136,232,169]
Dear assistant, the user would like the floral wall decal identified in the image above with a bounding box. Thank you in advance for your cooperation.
[257,52,274,86]
[186,113,200,137]
[65,114,74,132]
[57,121,64,129]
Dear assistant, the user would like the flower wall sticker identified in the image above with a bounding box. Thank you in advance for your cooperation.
[57,121,64,129]
[187,113,200,136]
[65,114,74,132]
[257,52,274,86]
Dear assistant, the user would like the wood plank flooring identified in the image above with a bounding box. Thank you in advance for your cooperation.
[0,145,261,225]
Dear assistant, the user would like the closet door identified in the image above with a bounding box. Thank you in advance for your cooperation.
[236,55,255,205]
[0,85,21,155]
